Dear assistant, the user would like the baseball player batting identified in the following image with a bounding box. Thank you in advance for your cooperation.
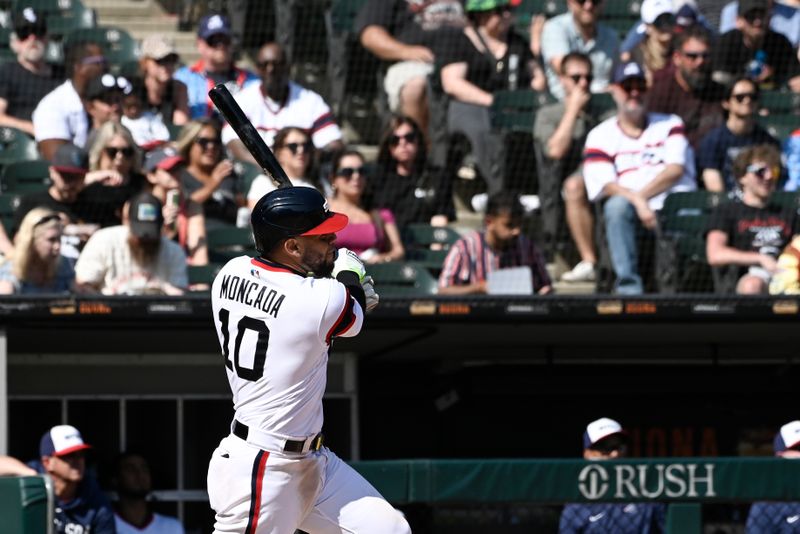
[207,187,409,533]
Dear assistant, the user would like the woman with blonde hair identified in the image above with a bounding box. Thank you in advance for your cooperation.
[86,122,145,191]
[0,208,74,294]
[175,117,243,226]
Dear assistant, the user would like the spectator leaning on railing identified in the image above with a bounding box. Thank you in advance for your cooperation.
[559,418,666,534]
[583,62,696,295]
[32,40,106,160]
[705,144,798,294]
[0,6,63,136]
[745,420,800,533]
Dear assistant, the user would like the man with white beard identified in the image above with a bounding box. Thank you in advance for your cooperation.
[0,6,63,136]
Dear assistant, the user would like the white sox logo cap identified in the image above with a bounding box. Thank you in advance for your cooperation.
[775,420,800,453]
[584,417,626,448]
[39,424,92,457]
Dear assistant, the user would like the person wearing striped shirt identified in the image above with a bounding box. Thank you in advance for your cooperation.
[438,191,552,295]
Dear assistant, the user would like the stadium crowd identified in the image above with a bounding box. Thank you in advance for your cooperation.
[0,0,799,296]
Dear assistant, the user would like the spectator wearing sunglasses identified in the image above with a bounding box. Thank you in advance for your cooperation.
[0,6,63,136]
[138,34,189,126]
[222,42,343,165]
[712,0,800,92]
[541,0,620,100]
[719,0,800,48]
[534,53,605,283]
[706,144,798,294]
[697,77,780,192]
[120,77,171,149]
[246,127,322,209]
[176,118,243,227]
[372,115,455,229]
[174,13,258,120]
[86,122,145,206]
[439,0,539,196]
[646,24,725,149]
[745,421,800,532]
[559,418,666,534]
[0,208,74,295]
[584,62,696,295]
[327,149,405,264]
[33,40,106,160]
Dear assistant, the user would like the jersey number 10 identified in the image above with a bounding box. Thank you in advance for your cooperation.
[218,308,270,381]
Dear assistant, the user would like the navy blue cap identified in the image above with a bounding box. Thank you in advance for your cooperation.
[197,13,231,41]
[613,62,646,84]
[775,421,800,454]
[40,425,91,457]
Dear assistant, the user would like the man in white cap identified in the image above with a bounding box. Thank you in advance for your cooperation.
[745,421,800,532]
[0,424,115,534]
[559,417,666,533]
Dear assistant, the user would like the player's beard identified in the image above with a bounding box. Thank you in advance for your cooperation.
[301,248,335,278]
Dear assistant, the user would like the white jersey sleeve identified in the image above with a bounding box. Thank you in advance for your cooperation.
[318,280,364,344]
[582,119,619,202]
[663,115,688,166]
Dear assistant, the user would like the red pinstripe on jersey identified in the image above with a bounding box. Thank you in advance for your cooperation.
[325,288,356,344]
[245,450,270,534]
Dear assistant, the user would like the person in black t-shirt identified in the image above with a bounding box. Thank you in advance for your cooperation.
[372,115,455,229]
[357,0,467,136]
[711,0,800,92]
[14,143,126,261]
[440,0,537,195]
[0,7,63,135]
[706,144,800,294]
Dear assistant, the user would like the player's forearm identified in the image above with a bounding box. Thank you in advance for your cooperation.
[0,456,36,476]
[546,111,580,160]
[0,114,33,135]
[706,244,764,267]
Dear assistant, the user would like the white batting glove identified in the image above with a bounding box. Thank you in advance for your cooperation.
[362,275,380,311]
[332,248,366,282]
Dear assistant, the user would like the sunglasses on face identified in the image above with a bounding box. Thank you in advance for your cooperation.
[731,92,758,103]
[81,55,108,66]
[682,50,710,61]
[568,73,593,84]
[743,9,766,24]
[281,141,313,155]
[104,146,134,159]
[336,166,366,180]
[389,132,417,146]
[592,438,627,454]
[155,54,178,67]
[205,34,231,48]
[573,0,603,7]
[747,163,778,179]
[256,58,287,70]
[17,26,47,40]
[195,136,221,149]
[621,79,648,93]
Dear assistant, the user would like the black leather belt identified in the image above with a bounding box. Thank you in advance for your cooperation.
[233,420,324,453]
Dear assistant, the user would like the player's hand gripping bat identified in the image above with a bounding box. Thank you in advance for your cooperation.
[208,84,292,189]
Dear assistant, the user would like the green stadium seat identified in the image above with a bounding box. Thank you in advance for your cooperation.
[0,476,52,534]
[0,159,50,193]
[118,59,141,78]
[0,127,39,164]
[165,122,183,141]
[365,261,438,297]
[656,191,723,293]
[490,90,554,132]
[327,0,368,35]
[401,223,461,272]
[759,90,800,115]
[46,2,96,38]
[188,263,222,287]
[12,0,83,14]
[758,115,799,142]
[0,192,23,234]
[64,26,138,71]
[206,226,256,262]
[768,191,800,211]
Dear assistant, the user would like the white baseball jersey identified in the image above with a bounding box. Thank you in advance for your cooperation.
[583,112,696,210]
[210,255,363,440]
[115,513,184,534]
[32,80,89,147]
[220,81,342,150]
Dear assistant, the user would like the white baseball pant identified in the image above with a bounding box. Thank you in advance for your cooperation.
[207,434,412,534]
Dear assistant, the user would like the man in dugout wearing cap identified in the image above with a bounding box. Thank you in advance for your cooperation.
[0,424,115,534]
[559,417,666,533]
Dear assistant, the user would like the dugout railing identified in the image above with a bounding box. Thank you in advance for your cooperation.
[4,458,800,533]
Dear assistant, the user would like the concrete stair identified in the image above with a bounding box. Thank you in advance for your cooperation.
[81,0,200,64]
